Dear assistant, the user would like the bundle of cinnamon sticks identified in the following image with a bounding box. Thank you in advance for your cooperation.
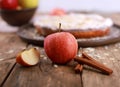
[74,52,113,75]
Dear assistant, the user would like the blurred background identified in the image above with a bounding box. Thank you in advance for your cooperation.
[1,0,120,32]
[38,0,120,12]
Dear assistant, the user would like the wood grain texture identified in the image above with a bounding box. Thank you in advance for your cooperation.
[1,16,120,87]
[0,33,27,59]
[0,32,27,86]
[0,59,16,86]
[3,47,82,87]
[81,42,120,87]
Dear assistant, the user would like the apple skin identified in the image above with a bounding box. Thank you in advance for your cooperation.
[16,52,30,66]
[44,32,78,64]
[16,48,40,67]
[0,0,18,10]
[19,0,38,9]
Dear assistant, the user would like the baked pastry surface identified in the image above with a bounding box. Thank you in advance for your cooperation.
[34,13,113,38]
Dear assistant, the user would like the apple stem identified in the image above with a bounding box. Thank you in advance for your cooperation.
[59,23,61,32]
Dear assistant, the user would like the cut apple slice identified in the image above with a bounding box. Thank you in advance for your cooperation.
[16,48,40,66]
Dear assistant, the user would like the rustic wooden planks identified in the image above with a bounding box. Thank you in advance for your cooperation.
[0,33,27,59]
[2,39,120,87]
[0,32,27,86]
[0,59,16,86]
[81,42,120,87]
[0,22,120,87]
[3,47,82,87]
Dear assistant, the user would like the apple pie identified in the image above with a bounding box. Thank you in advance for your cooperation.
[34,13,113,38]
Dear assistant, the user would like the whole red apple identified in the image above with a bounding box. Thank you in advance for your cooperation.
[44,32,78,64]
[0,0,18,10]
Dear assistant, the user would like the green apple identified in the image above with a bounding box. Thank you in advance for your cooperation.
[19,0,39,9]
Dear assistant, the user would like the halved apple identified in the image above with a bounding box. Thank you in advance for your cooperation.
[16,48,40,66]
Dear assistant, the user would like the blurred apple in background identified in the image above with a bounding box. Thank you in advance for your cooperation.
[0,0,18,10]
[19,0,39,9]
[0,0,38,26]
[50,8,66,16]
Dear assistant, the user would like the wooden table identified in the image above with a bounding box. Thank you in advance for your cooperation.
[0,13,120,87]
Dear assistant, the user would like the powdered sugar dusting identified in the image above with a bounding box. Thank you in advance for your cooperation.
[53,64,58,68]
[34,13,113,30]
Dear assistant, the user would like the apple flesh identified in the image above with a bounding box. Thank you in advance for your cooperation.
[0,0,18,10]
[19,0,38,9]
[44,32,78,64]
[16,48,40,66]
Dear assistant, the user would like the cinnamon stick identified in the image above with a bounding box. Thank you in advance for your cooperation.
[82,52,113,74]
[75,64,83,73]
[74,56,113,75]
[82,52,99,62]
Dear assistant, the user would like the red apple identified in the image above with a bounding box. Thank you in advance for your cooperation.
[16,48,40,66]
[0,0,18,10]
[44,32,78,64]
[50,8,66,16]
[0,0,2,8]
